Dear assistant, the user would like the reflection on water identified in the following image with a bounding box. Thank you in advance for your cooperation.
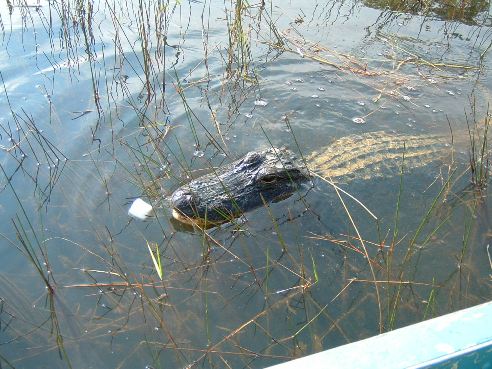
[0,0,491,368]
[363,0,490,25]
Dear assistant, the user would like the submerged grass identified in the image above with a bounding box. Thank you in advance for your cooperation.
[466,102,490,190]
[0,163,74,368]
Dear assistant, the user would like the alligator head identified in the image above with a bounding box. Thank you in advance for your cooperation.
[169,147,310,227]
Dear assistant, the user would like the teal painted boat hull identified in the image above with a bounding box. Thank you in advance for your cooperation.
[267,301,492,369]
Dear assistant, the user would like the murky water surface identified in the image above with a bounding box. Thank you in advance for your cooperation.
[0,1,491,368]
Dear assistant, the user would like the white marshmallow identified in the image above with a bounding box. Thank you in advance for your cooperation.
[128,198,153,220]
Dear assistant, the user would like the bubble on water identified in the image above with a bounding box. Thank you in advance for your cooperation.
[315,104,320,107]
[402,95,411,101]
[447,90,455,96]
[357,101,365,106]
[432,109,437,113]
[193,150,204,158]
[352,117,366,124]
[290,87,297,91]
[295,78,304,83]
[318,87,325,91]
[311,94,319,98]
[424,104,430,108]
[244,113,253,118]
[285,80,292,85]
[254,99,268,107]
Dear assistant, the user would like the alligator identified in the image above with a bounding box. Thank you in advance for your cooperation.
[170,147,310,227]
[170,131,450,227]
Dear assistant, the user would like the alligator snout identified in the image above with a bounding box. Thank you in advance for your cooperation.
[170,190,196,212]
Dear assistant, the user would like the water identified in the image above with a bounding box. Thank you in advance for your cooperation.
[0,1,491,368]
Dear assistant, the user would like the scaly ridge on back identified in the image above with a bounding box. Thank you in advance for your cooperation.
[307,131,449,181]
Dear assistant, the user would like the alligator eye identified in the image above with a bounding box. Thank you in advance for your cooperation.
[259,174,278,184]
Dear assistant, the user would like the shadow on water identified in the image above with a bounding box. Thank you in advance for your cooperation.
[0,0,491,368]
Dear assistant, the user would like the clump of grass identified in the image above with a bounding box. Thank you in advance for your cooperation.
[225,0,252,80]
[0,162,74,368]
[466,103,490,190]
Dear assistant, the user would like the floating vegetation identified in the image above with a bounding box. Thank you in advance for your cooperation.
[193,150,205,158]
[254,99,269,106]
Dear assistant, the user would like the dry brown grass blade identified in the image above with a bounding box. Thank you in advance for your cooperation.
[63,282,219,294]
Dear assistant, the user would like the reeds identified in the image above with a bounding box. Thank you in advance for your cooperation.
[466,102,490,190]
[0,1,491,368]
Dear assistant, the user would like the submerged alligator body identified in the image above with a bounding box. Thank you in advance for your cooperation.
[170,131,449,227]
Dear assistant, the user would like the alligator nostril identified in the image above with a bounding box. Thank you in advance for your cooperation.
[171,190,193,207]
[183,194,193,205]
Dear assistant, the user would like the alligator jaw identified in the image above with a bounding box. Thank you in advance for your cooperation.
[170,147,309,226]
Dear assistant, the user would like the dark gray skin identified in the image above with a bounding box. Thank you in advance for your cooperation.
[169,147,310,226]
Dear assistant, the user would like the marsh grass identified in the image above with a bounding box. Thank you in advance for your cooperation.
[0,163,75,368]
[466,103,490,190]
[1,1,491,368]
